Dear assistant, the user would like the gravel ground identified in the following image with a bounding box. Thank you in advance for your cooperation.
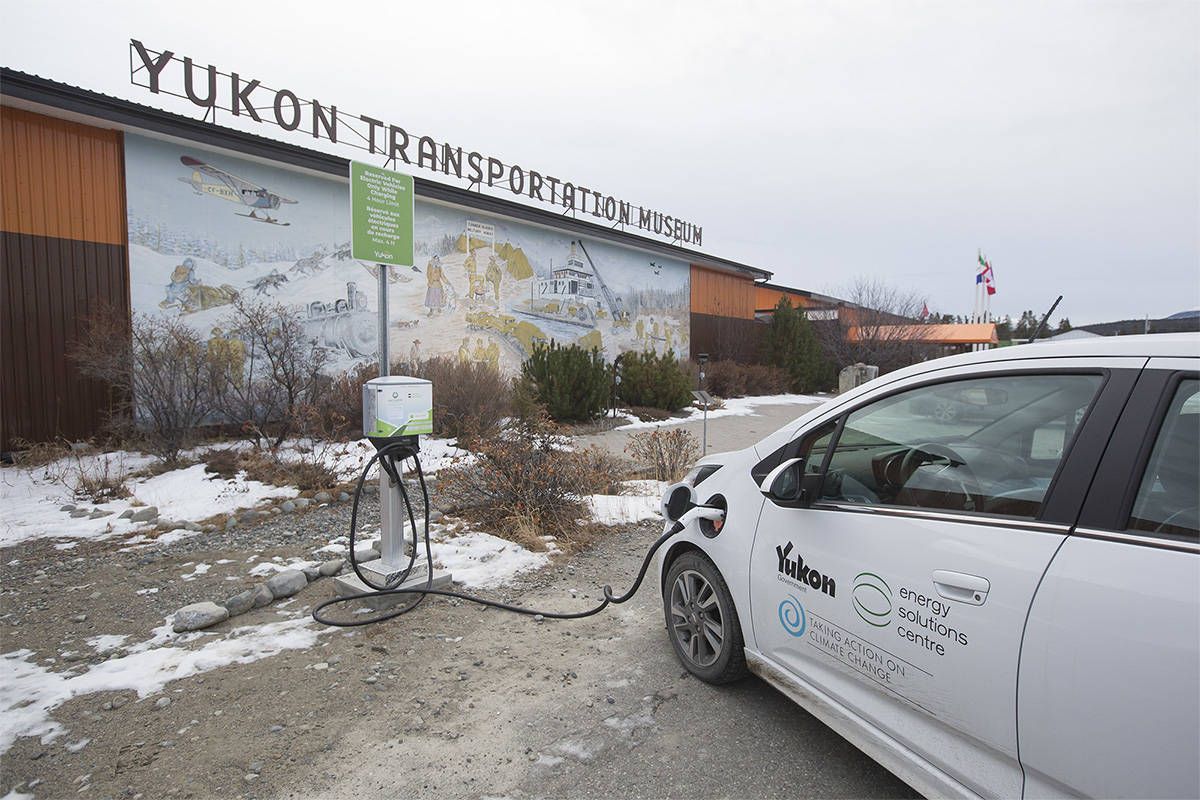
[1,485,914,799]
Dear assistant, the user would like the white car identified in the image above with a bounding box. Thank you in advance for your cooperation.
[658,333,1198,799]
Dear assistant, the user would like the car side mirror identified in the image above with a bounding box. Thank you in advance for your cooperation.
[759,458,821,508]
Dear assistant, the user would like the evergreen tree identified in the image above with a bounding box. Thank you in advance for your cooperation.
[763,298,826,393]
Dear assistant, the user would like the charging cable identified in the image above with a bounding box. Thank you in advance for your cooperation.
[311,447,724,628]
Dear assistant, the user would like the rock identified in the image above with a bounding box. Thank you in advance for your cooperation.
[338,492,351,502]
[302,566,321,582]
[183,521,203,532]
[293,498,312,510]
[265,570,307,599]
[172,602,229,632]
[270,507,282,515]
[69,509,90,518]
[71,614,87,623]
[269,724,284,733]
[279,500,297,513]
[352,545,379,563]
[252,584,274,608]
[362,483,378,495]
[88,510,111,519]
[118,509,135,519]
[239,511,258,523]
[244,773,260,783]
[428,510,444,523]
[222,588,257,617]
[129,506,158,523]
[60,504,77,512]
[248,761,264,774]
[319,559,344,577]
[155,697,171,709]
[314,491,332,503]
[224,516,238,530]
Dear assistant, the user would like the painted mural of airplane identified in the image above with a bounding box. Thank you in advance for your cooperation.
[178,155,298,225]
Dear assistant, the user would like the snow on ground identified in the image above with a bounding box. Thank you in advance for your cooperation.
[0,616,324,757]
[130,464,296,521]
[586,481,667,526]
[614,393,828,431]
[1,436,473,550]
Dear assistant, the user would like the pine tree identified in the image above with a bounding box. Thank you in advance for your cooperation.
[763,298,826,393]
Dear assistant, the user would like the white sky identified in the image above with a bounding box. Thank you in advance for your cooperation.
[3,0,1197,325]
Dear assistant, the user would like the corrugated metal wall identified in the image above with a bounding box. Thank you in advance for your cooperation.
[1,107,129,451]
[689,265,756,319]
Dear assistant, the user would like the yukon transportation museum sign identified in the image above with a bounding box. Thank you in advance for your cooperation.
[130,40,704,247]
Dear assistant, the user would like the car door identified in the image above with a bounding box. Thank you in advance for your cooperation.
[748,357,1141,798]
[1018,362,1199,799]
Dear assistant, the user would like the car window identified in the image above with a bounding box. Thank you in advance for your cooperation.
[1128,379,1199,540]
[819,374,1103,518]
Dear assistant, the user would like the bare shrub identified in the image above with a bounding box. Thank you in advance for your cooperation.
[209,299,327,450]
[703,360,790,398]
[310,362,380,441]
[438,416,622,548]
[412,356,513,444]
[816,277,934,375]
[624,428,700,482]
[13,438,132,502]
[74,308,213,464]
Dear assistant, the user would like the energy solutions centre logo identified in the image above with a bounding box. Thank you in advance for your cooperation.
[852,572,893,628]
[778,595,808,637]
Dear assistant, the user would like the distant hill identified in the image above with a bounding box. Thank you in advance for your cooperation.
[1077,316,1200,336]
[1166,310,1200,320]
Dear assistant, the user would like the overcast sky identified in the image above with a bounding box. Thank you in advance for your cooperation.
[4,0,1197,324]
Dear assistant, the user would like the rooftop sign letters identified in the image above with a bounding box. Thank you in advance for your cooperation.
[129,40,703,247]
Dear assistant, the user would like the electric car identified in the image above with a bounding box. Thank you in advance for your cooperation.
[658,333,1198,799]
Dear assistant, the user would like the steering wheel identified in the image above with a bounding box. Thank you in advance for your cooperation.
[900,442,987,514]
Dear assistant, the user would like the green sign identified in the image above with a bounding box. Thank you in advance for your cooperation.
[350,161,414,267]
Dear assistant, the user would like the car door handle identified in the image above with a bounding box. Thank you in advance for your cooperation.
[931,570,990,606]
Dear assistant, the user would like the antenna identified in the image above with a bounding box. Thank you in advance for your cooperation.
[1029,295,1063,342]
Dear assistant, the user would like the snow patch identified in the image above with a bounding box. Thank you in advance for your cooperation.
[0,617,321,756]
[614,393,826,431]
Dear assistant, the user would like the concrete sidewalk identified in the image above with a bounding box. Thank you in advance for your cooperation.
[580,397,826,460]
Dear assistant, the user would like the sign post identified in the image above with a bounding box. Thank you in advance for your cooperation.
[348,162,429,595]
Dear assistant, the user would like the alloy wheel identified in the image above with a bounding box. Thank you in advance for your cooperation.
[669,569,725,667]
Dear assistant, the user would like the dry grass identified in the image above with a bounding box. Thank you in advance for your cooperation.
[437,415,628,550]
[624,428,700,483]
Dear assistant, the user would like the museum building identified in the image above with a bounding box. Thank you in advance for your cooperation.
[1,69,776,450]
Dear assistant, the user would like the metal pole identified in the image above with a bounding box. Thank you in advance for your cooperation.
[376,262,404,571]
[702,402,708,454]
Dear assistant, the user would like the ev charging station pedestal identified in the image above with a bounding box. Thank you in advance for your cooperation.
[332,375,452,607]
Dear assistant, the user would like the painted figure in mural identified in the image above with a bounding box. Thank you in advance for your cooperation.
[468,272,487,307]
[485,340,500,370]
[458,337,471,364]
[464,251,477,276]
[664,323,674,355]
[161,257,200,310]
[472,338,487,364]
[207,326,245,386]
[409,339,422,367]
[485,256,502,302]
[635,317,645,342]
[424,255,446,316]
[252,269,289,296]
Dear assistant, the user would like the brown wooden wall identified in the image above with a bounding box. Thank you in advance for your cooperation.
[689,265,756,320]
[689,313,765,363]
[1,107,128,451]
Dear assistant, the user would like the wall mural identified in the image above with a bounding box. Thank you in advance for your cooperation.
[124,134,690,375]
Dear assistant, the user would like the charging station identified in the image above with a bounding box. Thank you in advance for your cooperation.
[333,375,451,604]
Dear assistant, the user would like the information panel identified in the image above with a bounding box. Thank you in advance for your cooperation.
[350,161,414,267]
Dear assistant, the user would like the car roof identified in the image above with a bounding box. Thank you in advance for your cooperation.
[897,332,1198,376]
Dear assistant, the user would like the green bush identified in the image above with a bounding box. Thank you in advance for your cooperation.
[616,350,693,412]
[763,298,831,393]
[520,341,611,422]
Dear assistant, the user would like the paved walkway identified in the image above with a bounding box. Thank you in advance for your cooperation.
[581,397,826,461]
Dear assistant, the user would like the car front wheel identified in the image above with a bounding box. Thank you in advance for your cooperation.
[663,551,747,684]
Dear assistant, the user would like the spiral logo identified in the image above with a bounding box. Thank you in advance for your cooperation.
[777,595,807,638]
[852,572,893,628]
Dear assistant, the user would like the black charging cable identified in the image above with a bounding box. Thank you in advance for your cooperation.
[311,446,688,628]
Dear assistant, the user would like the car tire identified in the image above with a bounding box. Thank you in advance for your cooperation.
[663,551,748,684]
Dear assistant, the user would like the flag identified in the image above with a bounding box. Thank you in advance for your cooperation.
[983,259,997,296]
[920,302,930,320]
